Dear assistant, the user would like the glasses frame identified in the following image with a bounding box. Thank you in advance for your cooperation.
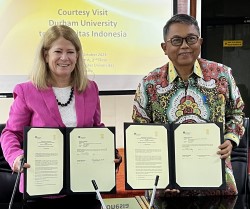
[166,35,200,46]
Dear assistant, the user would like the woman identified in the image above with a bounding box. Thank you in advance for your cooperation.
[0,25,121,195]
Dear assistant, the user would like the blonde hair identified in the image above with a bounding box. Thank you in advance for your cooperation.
[30,25,88,92]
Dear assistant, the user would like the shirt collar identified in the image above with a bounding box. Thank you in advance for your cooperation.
[168,59,204,83]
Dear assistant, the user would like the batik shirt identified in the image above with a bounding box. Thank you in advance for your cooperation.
[132,58,245,196]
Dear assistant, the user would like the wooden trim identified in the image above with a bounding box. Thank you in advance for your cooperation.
[190,0,197,18]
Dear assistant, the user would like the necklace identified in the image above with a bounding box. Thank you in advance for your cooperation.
[56,87,74,107]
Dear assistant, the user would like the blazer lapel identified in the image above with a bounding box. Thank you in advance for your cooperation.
[40,88,65,127]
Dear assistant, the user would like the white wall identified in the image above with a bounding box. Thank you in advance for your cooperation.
[0,95,134,148]
[100,95,134,148]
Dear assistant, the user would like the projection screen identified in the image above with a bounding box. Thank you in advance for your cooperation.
[0,0,174,95]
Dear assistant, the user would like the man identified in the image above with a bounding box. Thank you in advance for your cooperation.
[132,14,245,196]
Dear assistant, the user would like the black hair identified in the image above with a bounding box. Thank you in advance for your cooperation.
[163,14,200,40]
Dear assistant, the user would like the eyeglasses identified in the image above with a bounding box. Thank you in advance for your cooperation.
[166,35,199,46]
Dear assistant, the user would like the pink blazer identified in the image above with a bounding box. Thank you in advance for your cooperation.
[0,80,104,192]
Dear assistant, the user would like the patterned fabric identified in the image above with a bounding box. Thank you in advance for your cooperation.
[133,58,245,196]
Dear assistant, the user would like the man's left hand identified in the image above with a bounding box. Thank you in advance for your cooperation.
[217,140,233,159]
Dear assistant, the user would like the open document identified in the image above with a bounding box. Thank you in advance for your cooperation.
[124,123,225,190]
[23,127,116,198]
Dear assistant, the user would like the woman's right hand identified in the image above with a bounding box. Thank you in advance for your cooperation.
[12,155,30,173]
